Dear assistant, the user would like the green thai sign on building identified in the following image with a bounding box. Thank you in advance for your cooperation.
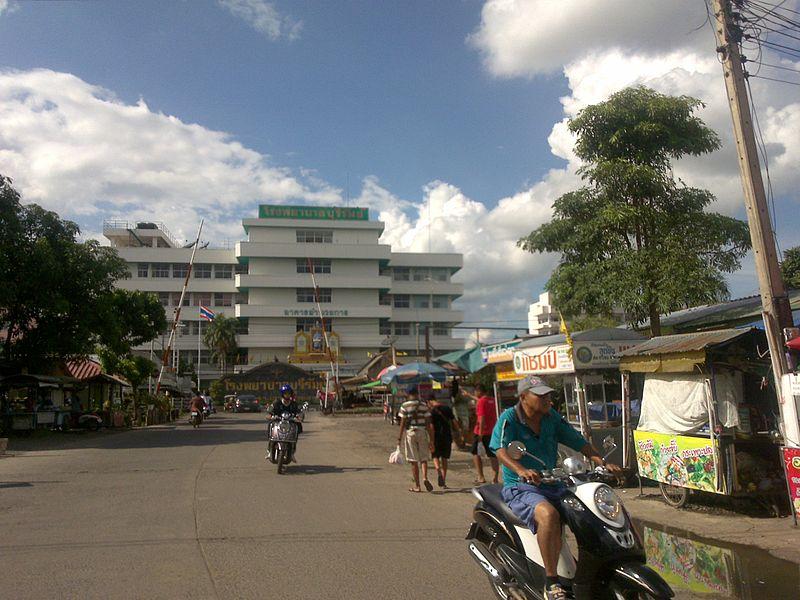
[259,205,369,221]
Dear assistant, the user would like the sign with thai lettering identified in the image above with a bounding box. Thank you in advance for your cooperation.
[573,341,640,369]
[782,446,800,522]
[513,344,574,374]
[481,340,521,364]
[633,430,722,494]
[284,309,349,317]
[259,205,368,221]
[495,362,523,381]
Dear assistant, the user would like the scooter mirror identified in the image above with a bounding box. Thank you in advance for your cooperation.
[506,441,526,460]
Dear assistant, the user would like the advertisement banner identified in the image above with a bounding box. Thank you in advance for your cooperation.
[481,340,521,364]
[495,362,523,382]
[633,430,721,494]
[782,446,800,522]
[514,344,574,375]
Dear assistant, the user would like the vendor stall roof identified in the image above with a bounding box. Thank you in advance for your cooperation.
[434,346,484,373]
[618,328,749,357]
[515,327,645,350]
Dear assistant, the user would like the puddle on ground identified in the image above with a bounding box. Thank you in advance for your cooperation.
[632,518,800,599]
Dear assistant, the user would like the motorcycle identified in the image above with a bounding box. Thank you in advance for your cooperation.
[266,402,308,474]
[61,411,103,432]
[466,437,673,600]
[189,411,203,428]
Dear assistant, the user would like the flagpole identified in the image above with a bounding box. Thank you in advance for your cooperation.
[197,319,201,392]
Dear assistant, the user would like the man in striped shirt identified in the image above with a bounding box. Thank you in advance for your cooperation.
[397,387,435,492]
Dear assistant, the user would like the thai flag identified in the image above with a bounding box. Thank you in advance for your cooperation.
[199,305,215,321]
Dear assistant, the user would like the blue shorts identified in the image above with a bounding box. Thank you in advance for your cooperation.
[501,483,567,533]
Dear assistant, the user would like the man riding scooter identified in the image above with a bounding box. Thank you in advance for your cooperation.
[490,375,622,600]
[188,393,206,427]
[266,384,303,430]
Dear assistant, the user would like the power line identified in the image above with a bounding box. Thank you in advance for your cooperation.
[749,72,800,83]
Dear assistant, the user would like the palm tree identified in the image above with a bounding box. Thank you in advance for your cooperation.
[202,314,239,375]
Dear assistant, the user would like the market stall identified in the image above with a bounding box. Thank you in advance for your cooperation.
[0,374,80,433]
[511,328,646,467]
[619,328,787,510]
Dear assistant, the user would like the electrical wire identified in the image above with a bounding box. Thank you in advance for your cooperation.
[749,72,800,83]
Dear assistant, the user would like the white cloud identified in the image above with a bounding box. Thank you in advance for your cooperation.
[0,69,340,243]
[471,0,800,312]
[217,0,302,41]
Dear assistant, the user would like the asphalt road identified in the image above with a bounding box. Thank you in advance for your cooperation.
[0,412,489,599]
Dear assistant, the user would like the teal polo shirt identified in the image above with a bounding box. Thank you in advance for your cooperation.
[489,404,588,487]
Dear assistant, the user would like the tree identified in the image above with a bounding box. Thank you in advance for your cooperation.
[202,314,239,375]
[518,87,751,336]
[0,175,166,369]
[781,246,800,289]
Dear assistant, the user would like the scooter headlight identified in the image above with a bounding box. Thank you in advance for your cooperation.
[278,420,291,433]
[594,485,621,521]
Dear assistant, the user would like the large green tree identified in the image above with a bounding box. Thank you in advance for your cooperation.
[0,175,165,369]
[202,314,239,375]
[781,246,800,289]
[518,87,752,336]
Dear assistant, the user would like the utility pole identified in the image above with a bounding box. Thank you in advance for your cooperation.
[711,1,794,391]
[424,325,431,363]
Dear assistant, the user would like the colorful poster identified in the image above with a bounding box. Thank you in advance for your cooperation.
[634,430,721,493]
[643,527,733,595]
[782,446,800,522]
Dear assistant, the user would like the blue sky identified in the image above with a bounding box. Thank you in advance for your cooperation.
[0,1,567,205]
[1,1,798,341]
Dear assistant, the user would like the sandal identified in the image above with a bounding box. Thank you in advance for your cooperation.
[437,472,445,487]
[423,479,434,492]
[408,487,421,493]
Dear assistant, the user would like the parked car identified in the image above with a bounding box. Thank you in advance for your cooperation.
[234,395,261,413]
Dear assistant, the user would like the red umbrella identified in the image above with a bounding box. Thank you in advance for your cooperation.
[787,337,800,351]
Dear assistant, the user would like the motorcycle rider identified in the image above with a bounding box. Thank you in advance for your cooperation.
[266,384,303,433]
[189,392,205,424]
[489,375,622,600]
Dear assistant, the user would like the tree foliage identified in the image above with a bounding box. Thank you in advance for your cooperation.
[0,175,166,369]
[202,314,239,375]
[518,87,751,335]
[781,246,800,289]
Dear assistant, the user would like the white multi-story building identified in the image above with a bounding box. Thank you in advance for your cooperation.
[528,292,560,336]
[104,205,463,386]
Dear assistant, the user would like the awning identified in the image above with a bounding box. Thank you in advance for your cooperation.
[434,346,484,373]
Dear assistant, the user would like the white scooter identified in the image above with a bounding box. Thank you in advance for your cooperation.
[466,438,673,599]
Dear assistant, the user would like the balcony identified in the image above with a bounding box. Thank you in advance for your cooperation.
[236,274,391,290]
[388,280,463,297]
[236,303,392,319]
[236,241,391,261]
[116,278,236,293]
[389,308,464,323]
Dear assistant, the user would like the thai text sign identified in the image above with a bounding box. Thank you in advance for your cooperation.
[573,341,640,369]
[782,446,800,522]
[513,344,574,374]
[284,309,349,317]
[224,378,319,394]
[481,340,521,364]
[259,205,368,221]
[634,430,721,494]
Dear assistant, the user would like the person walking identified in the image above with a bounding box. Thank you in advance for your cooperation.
[397,387,435,493]
[428,397,464,488]
[466,383,499,484]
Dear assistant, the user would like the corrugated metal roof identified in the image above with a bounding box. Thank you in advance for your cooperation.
[617,329,750,357]
[65,359,102,381]
[516,327,645,350]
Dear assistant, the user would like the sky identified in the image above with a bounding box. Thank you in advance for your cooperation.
[1,0,799,345]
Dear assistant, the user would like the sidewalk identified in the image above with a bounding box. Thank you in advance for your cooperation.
[343,414,800,564]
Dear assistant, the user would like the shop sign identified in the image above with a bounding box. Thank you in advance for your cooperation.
[284,309,349,317]
[513,344,574,375]
[495,362,523,382]
[782,446,800,522]
[633,430,721,494]
[224,378,319,393]
[643,527,732,595]
[259,205,368,221]
[481,340,521,364]
[790,373,800,396]
[572,341,640,369]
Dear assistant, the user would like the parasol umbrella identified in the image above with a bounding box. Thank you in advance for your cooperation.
[380,362,448,386]
[376,365,397,380]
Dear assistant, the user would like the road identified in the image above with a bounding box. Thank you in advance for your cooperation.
[0,412,488,599]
